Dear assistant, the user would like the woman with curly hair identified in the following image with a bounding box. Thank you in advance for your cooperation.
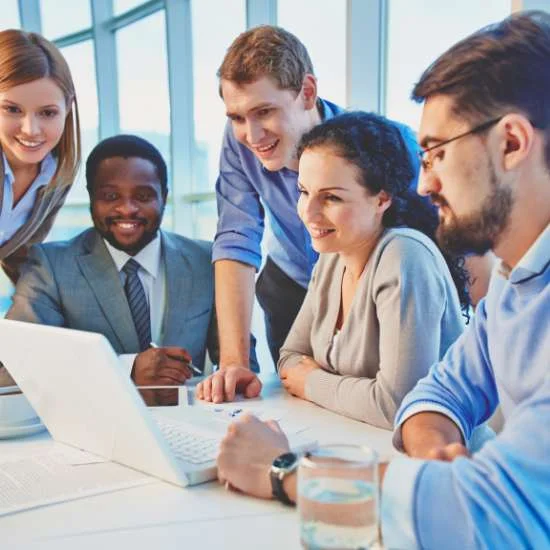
[278,111,468,429]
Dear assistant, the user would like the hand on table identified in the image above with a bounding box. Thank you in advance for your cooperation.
[195,366,262,403]
[217,413,290,499]
[279,356,321,399]
[132,346,192,386]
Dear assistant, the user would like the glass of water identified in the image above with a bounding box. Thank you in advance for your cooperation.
[298,444,379,549]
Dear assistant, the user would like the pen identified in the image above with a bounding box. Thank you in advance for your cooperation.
[149,342,202,375]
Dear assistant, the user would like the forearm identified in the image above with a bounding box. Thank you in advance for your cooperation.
[401,411,463,458]
[215,259,256,369]
[305,370,400,429]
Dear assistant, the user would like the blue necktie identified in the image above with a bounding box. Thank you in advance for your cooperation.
[123,259,151,352]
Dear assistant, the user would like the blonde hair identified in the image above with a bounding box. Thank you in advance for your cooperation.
[0,29,81,191]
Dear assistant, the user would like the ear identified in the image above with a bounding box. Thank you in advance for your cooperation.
[377,190,392,214]
[301,74,318,110]
[498,114,535,171]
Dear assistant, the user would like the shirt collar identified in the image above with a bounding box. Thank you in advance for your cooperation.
[501,223,550,283]
[2,151,57,187]
[103,231,162,278]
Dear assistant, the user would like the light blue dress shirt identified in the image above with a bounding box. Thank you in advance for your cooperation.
[382,224,550,549]
[0,152,57,246]
[212,101,421,288]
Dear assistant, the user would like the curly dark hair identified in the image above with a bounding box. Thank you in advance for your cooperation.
[297,111,471,319]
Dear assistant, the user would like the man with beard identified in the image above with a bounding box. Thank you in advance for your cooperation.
[215,11,550,549]
[5,135,224,386]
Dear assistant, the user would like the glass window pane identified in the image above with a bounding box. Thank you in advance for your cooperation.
[58,40,99,206]
[39,0,92,40]
[0,0,20,30]
[191,0,246,195]
[113,0,148,16]
[386,0,512,130]
[278,0,347,108]
[116,10,172,228]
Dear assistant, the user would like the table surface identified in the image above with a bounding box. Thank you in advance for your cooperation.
[1,375,395,550]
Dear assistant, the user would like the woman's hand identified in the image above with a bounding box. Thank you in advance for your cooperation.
[279,356,321,399]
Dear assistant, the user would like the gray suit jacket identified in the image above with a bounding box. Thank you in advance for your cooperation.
[6,228,220,371]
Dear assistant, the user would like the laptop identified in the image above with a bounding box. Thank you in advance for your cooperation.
[0,319,315,488]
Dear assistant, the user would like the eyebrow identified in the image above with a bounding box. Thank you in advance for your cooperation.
[419,134,445,149]
[298,183,350,193]
[0,99,60,109]
[226,102,274,118]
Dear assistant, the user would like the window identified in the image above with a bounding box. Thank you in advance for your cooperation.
[47,40,99,243]
[386,0,512,130]
[116,10,172,228]
[188,0,246,240]
[0,0,20,30]
[113,0,149,16]
[278,0,347,108]
[39,0,91,40]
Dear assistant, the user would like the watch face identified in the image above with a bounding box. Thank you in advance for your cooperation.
[273,452,297,470]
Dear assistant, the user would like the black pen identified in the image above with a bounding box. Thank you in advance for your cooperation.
[149,342,202,375]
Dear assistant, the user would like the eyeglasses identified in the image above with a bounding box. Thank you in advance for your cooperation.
[418,116,503,171]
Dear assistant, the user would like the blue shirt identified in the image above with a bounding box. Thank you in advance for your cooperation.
[0,152,57,247]
[382,223,550,549]
[212,100,421,288]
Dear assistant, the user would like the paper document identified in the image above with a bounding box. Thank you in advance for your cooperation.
[195,400,308,435]
[0,445,154,517]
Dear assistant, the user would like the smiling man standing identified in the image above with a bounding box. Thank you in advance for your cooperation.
[6,134,220,385]
[195,26,343,405]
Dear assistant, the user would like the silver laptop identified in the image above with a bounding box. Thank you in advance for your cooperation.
[0,319,314,488]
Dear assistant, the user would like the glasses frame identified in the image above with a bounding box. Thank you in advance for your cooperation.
[418,116,503,171]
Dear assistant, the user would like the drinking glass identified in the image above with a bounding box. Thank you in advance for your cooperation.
[298,444,379,549]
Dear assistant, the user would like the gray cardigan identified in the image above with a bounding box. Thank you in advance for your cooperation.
[0,160,69,284]
[278,228,464,429]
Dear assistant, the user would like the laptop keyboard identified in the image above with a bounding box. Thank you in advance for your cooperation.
[155,417,220,465]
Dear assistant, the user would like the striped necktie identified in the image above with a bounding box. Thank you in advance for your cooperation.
[123,259,151,352]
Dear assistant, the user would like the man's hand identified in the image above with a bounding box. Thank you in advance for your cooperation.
[401,411,464,459]
[426,443,470,461]
[217,413,290,499]
[132,346,192,386]
[279,356,321,399]
[195,366,262,403]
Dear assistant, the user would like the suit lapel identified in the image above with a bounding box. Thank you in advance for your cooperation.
[161,232,192,345]
[77,231,140,352]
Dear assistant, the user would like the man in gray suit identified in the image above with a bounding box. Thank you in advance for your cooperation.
[6,135,222,386]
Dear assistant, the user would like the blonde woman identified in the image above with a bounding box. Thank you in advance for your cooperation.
[0,29,80,283]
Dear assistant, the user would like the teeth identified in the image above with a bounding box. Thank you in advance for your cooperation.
[255,141,277,153]
[115,222,140,229]
[17,138,44,148]
[310,228,333,238]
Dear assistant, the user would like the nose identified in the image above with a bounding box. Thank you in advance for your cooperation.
[20,114,40,136]
[245,119,264,145]
[115,197,140,216]
[300,195,322,223]
[417,168,441,197]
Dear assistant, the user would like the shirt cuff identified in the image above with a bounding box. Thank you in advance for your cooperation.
[119,354,137,377]
[381,456,427,550]
[393,403,466,451]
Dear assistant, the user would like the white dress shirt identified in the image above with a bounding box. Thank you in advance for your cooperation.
[103,233,166,376]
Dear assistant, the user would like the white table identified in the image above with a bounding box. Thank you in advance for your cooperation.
[0,375,395,550]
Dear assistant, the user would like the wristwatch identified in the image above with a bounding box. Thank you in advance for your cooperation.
[270,452,299,505]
